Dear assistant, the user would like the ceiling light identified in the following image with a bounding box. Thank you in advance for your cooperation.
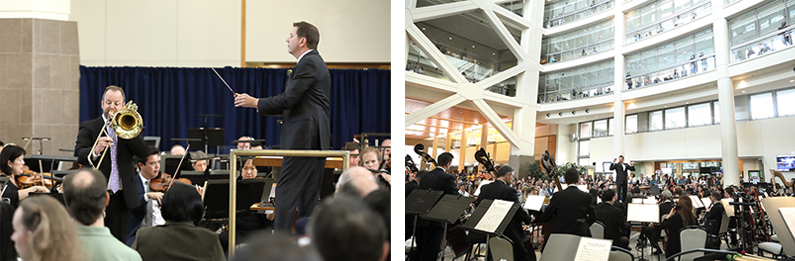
[492,53,496,55]
[472,45,475,48]
[742,91,746,93]
[422,27,426,30]
[449,37,452,40]
[790,80,794,82]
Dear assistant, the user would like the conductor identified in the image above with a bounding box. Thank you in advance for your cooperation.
[233,22,331,233]
[610,155,635,202]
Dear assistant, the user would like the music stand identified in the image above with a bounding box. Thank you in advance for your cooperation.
[463,199,520,261]
[405,189,444,260]
[202,178,268,219]
[761,197,795,257]
[160,155,194,178]
[187,128,225,154]
[423,194,474,260]
[627,203,660,261]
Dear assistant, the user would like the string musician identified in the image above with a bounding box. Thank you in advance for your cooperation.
[218,157,275,254]
[0,145,50,209]
[476,166,535,261]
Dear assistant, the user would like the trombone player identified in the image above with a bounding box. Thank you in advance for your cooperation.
[74,85,151,245]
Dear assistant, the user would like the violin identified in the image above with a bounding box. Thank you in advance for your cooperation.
[149,172,192,192]
[17,169,58,189]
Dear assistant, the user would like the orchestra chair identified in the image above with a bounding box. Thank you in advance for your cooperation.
[463,231,488,261]
[758,241,785,258]
[489,236,514,261]
[538,234,581,261]
[609,246,634,261]
[590,221,605,239]
[714,213,730,247]
[679,226,707,261]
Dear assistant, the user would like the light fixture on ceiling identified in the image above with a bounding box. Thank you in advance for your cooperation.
[472,45,475,48]
[422,27,426,30]
[492,52,496,55]
[449,37,452,40]
[572,111,576,115]
[790,79,794,82]
[585,109,589,113]
[742,91,746,93]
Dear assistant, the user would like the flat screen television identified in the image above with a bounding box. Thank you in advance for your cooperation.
[777,155,795,171]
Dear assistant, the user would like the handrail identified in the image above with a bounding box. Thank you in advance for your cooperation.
[546,0,614,20]
[543,37,615,57]
[545,0,614,28]
[731,27,795,51]
[227,149,350,259]
[625,1,711,37]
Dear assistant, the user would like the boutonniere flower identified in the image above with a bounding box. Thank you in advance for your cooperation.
[287,69,293,76]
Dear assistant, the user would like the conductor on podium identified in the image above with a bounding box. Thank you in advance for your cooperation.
[233,22,331,233]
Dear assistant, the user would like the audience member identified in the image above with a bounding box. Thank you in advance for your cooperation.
[309,195,389,261]
[11,195,83,261]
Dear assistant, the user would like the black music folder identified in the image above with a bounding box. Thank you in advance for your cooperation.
[406,189,444,216]
[463,199,519,235]
[202,178,269,219]
[421,194,472,224]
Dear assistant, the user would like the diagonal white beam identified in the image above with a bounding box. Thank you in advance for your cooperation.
[412,1,479,22]
[483,10,526,62]
[492,4,530,29]
[406,72,459,93]
[472,99,522,149]
[406,94,468,127]
[475,64,524,89]
[406,23,469,83]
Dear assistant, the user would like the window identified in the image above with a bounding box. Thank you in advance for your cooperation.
[580,122,592,139]
[750,93,775,119]
[579,157,592,167]
[626,115,638,134]
[714,101,720,124]
[665,107,686,129]
[777,89,795,116]
[608,118,615,136]
[594,120,608,137]
[650,110,664,131]
[579,140,590,156]
[688,103,712,127]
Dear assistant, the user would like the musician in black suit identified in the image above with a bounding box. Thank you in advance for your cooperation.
[703,191,725,235]
[641,190,675,255]
[595,189,629,248]
[234,22,331,233]
[477,166,535,261]
[74,85,151,243]
[610,155,635,203]
[411,152,457,261]
[536,168,596,237]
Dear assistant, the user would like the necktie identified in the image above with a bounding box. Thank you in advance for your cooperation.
[108,126,120,193]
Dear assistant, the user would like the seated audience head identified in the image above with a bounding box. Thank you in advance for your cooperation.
[601,189,616,203]
[309,195,389,261]
[170,144,186,155]
[336,166,378,198]
[12,196,82,261]
[342,142,361,167]
[241,158,258,179]
[63,168,108,226]
[233,232,320,261]
[160,182,203,224]
[0,145,26,176]
[437,152,454,169]
[564,168,579,185]
[237,136,252,150]
[135,148,161,180]
[191,151,208,171]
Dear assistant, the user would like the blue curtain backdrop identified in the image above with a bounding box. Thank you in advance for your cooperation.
[79,66,390,152]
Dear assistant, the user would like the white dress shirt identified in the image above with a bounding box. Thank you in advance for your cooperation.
[139,174,165,228]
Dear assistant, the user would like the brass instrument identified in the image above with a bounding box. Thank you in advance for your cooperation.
[89,101,144,169]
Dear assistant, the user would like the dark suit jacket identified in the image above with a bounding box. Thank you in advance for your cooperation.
[704,201,724,234]
[418,168,458,196]
[609,163,635,185]
[537,186,596,236]
[595,202,628,242]
[257,49,331,150]
[477,180,532,261]
[133,221,225,261]
[75,116,150,209]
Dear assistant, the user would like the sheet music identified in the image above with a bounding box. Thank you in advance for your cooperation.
[475,199,513,233]
[721,199,735,217]
[573,237,612,261]
[524,195,546,211]
[701,198,712,210]
[631,198,643,204]
[644,197,657,205]
[690,195,704,208]
[473,180,493,196]
[627,203,660,223]
[269,184,276,199]
[780,208,795,240]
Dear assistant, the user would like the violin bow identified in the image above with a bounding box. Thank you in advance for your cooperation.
[166,144,190,189]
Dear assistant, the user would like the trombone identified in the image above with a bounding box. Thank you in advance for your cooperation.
[89,101,144,169]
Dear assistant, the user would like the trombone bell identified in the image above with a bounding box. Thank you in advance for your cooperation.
[111,101,143,139]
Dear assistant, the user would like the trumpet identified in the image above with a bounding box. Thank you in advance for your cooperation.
[89,101,144,169]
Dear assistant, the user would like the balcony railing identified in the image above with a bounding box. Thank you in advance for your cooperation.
[544,0,615,29]
[542,38,614,64]
[625,2,712,44]
[624,54,715,90]
[537,80,614,103]
[731,28,795,63]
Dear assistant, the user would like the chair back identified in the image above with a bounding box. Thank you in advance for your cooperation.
[539,234,582,261]
[650,186,661,196]
[489,236,514,261]
[608,246,634,261]
[718,213,729,235]
[679,226,707,261]
[590,221,605,239]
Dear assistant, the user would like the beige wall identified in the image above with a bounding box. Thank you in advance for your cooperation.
[70,0,391,66]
